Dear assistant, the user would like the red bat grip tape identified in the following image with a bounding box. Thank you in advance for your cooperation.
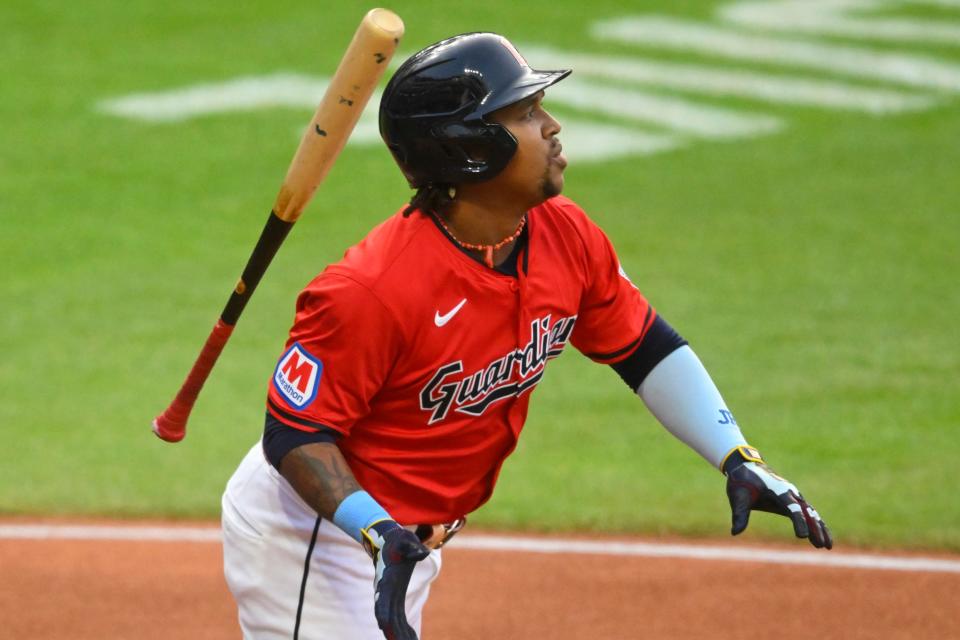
[152,319,235,442]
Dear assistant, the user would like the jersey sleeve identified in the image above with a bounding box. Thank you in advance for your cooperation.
[266,273,403,435]
[569,216,655,364]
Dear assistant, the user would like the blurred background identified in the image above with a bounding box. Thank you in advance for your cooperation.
[2,0,957,551]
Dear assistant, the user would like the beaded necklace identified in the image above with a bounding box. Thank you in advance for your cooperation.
[433,214,526,269]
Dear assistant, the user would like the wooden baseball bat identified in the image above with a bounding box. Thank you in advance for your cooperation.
[152,8,404,443]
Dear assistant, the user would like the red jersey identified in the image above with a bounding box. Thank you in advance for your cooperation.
[266,195,654,524]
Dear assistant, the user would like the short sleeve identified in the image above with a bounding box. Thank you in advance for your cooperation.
[569,219,655,364]
[266,274,402,434]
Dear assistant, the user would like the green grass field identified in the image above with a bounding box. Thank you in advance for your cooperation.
[3,0,958,551]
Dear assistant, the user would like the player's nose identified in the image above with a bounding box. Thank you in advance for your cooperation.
[542,108,561,138]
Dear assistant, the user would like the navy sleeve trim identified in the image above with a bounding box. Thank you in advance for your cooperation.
[262,411,340,470]
[585,333,643,363]
[267,398,337,432]
[610,314,688,391]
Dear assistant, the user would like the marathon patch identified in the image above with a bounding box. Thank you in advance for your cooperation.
[273,343,322,409]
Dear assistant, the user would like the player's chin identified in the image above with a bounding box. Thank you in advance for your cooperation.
[541,169,564,199]
[540,160,566,200]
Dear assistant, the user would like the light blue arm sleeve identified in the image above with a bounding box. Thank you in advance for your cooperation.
[637,345,748,469]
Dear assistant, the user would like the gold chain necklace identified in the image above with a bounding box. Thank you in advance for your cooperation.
[433,214,526,269]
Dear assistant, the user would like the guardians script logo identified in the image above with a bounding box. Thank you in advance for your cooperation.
[420,314,577,424]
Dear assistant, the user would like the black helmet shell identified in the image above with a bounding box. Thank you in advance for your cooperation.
[379,32,571,187]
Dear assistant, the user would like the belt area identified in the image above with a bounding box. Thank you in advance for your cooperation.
[407,517,466,550]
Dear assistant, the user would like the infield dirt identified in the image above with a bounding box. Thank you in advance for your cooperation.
[2,520,959,639]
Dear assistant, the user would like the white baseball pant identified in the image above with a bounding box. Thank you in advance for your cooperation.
[222,442,442,639]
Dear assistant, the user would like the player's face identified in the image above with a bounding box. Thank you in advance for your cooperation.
[487,91,565,208]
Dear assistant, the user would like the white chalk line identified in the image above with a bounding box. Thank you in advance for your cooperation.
[0,524,222,542]
[458,535,960,574]
[2,523,959,574]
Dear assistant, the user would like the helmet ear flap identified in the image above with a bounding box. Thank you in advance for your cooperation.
[469,122,518,178]
[387,142,408,165]
[442,121,519,181]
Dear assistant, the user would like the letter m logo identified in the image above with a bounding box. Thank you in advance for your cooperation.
[273,343,323,409]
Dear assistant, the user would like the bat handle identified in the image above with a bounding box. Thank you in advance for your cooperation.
[152,319,236,442]
[152,211,293,443]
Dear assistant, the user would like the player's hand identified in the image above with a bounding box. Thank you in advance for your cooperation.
[362,520,431,640]
[723,445,833,550]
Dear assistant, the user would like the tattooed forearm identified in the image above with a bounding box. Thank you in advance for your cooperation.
[279,443,363,519]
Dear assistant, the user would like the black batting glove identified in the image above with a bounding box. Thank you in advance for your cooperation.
[362,520,431,640]
[723,445,833,550]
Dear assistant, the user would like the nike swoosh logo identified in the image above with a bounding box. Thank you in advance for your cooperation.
[434,298,467,327]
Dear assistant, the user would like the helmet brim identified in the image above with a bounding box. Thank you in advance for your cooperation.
[476,68,571,118]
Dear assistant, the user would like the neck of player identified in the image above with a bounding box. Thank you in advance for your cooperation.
[442,189,530,267]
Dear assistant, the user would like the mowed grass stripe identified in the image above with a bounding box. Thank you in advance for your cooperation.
[592,16,960,91]
[521,45,937,113]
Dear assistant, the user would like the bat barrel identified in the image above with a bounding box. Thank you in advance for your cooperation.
[272,8,405,223]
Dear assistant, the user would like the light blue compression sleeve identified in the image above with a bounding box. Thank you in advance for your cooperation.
[637,345,748,469]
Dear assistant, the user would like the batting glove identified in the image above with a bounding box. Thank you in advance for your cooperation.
[362,520,431,640]
[723,445,833,550]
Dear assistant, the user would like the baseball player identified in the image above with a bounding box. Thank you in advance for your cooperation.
[221,32,832,640]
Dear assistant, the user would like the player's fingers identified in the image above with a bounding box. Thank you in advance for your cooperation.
[378,607,417,640]
[375,561,419,640]
[393,531,431,562]
[382,609,417,640]
[728,485,753,536]
[819,520,834,550]
[393,564,418,640]
[381,617,418,640]
[387,593,418,640]
[796,497,832,550]
[404,546,430,562]
[789,509,811,541]
[784,492,811,541]
[807,521,828,549]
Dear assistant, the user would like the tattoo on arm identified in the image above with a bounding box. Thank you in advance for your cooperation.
[279,443,363,519]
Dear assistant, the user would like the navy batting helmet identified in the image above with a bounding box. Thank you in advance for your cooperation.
[379,32,571,188]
